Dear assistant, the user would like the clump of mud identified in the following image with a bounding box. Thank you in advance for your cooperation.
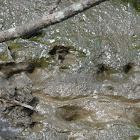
[0,72,39,128]
[2,106,33,127]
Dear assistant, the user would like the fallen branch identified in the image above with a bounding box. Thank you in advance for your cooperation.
[0,0,107,43]
[0,98,37,112]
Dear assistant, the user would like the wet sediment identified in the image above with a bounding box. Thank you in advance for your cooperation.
[0,0,140,139]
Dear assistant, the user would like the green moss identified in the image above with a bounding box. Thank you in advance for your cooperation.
[131,135,140,140]
[137,124,140,128]
[133,0,140,11]
[23,30,45,41]
[0,50,9,61]
[76,51,87,58]
[69,46,87,58]
[123,0,140,12]
[7,42,20,60]
[28,57,50,68]
[0,47,13,62]
[69,138,75,140]
[8,42,20,50]
[132,46,140,49]
[60,66,70,70]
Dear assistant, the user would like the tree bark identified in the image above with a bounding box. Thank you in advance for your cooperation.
[0,0,107,43]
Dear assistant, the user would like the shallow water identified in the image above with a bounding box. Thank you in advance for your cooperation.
[0,0,140,139]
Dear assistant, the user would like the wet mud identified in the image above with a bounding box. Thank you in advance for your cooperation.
[0,0,140,139]
[0,43,140,139]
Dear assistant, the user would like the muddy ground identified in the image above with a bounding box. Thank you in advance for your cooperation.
[0,0,140,140]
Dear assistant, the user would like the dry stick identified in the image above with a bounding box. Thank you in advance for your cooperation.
[0,0,107,43]
[0,98,37,112]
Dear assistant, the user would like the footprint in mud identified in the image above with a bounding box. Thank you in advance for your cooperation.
[56,105,89,122]
[123,63,134,73]
[0,62,36,79]
[49,45,75,66]
[49,45,70,62]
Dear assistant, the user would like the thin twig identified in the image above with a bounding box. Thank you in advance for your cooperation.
[0,98,38,112]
